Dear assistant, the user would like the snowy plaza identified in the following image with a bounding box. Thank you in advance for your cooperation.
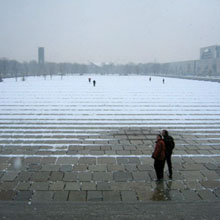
[0,75,220,203]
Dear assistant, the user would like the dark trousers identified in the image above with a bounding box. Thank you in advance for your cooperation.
[154,160,165,180]
[166,154,172,177]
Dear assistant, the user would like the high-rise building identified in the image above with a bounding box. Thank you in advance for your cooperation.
[38,47,45,64]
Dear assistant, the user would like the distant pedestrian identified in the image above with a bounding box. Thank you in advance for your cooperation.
[88,78,91,83]
[163,78,165,84]
[149,77,151,82]
[162,130,175,179]
[93,80,96,87]
[152,134,166,181]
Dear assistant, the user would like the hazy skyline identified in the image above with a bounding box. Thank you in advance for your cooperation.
[0,0,220,64]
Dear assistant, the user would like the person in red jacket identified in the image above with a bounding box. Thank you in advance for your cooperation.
[152,134,166,181]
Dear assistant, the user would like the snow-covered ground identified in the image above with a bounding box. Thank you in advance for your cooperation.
[1,75,220,121]
[0,75,220,154]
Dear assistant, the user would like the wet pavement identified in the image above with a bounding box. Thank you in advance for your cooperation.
[0,127,219,203]
[0,200,220,220]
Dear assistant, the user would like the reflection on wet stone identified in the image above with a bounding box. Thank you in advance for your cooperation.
[151,181,172,201]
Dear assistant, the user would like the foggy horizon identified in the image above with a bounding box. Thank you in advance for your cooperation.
[0,0,220,64]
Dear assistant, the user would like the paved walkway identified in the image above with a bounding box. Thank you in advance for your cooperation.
[0,128,219,203]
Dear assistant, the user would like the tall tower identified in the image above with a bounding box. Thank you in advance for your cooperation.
[38,47,45,64]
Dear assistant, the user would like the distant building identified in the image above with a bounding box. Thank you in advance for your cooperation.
[38,47,45,64]
[160,45,220,76]
[200,45,220,60]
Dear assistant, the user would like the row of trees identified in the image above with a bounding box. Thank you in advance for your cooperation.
[0,58,162,81]
[1,58,219,82]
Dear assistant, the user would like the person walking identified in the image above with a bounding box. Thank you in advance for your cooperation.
[152,134,166,181]
[162,130,175,179]
[93,80,96,87]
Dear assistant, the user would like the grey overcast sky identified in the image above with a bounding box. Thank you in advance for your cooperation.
[0,0,220,64]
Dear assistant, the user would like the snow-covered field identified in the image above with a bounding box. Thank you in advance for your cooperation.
[0,75,220,156]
